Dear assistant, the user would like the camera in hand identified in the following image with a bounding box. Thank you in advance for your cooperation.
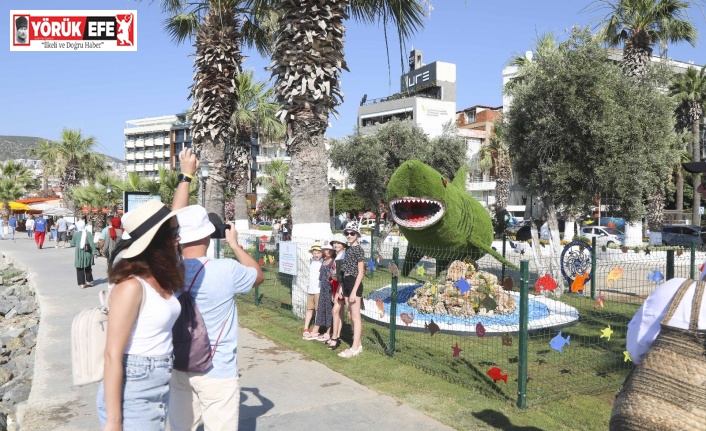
[208,212,231,239]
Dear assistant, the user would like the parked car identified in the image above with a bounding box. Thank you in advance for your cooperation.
[360,218,376,229]
[661,225,706,248]
[580,226,625,246]
[507,219,531,235]
[257,220,273,226]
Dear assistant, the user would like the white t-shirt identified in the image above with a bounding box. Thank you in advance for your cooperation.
[308,258,322,294]
[125,277,181,356]
[626,277,706,365]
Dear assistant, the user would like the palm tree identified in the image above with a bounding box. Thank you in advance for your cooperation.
[670,66,706,224]
[477,134,512,229]
[55,128,106,191]
[595,0,698,77]
[269,0,427,238]
[29,139,59,191]
[596,0,698,242]
[0,160,37,192]
[157,0,274,218]
[229,69,285,223]
[0,179,25,219]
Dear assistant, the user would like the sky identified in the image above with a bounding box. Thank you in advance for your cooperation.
[1,0,705,160]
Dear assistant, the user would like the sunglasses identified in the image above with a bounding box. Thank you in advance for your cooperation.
[344,231,357,237]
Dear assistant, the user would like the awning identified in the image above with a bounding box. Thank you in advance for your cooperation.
[42,207,75,217]
[0,201,31,211]
[28,202,55,211]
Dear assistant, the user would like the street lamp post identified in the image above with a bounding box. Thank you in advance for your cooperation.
[106,186,112,222]
[328,183,337,230]
[200,164,209,208]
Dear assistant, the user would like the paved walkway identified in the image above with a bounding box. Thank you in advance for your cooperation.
[0,236,454,431]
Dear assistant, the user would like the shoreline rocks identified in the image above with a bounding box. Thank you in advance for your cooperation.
[0,263,38,431]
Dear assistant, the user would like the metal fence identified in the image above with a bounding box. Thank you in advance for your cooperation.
[229,233,700,408]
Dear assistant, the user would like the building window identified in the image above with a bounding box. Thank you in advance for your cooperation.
[465,111,476,123]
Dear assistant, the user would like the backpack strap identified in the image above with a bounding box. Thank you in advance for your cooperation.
[187,259,210,293]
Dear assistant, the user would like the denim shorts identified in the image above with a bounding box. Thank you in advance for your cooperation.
[97,354,173,431]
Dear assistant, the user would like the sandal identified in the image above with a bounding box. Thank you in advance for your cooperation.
[317,333,331,342]
[338,346,363,358]
[327,338,341,350]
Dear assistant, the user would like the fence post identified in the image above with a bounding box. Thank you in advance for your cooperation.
[254,237,260,306]
[666,249,674,281]
[517,260,529,409]
[501,233,507,282]
[690,241,696,280]
[590,237,597,300]
[388,247,399,356]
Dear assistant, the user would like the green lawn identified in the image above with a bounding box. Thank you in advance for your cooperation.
[239,263,625,430]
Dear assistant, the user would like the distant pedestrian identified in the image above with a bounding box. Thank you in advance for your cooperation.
[25,215,34,239]
[102,216,123,262]
[98,215,114,256]
[70,220,97,288]
[34,214,47,249]
[55,215,69,248]
[9,215,17,240]
[0,217,5,240]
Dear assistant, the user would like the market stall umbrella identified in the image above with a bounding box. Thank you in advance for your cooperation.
[0,201,31,211]
[42,207,75,217]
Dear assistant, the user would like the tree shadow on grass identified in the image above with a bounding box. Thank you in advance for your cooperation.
[472,410,546,431]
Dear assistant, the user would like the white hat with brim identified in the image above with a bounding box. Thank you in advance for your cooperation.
[121,200,187,259]
[177,205,215,244]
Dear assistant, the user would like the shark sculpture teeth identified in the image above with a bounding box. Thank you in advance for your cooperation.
[389,197,446,230]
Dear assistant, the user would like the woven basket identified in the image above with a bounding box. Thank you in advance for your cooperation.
[610,280,706,431]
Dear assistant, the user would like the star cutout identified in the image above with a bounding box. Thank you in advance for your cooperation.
[451,342,462,358]
[600,325,614,341]
[623,350,632,362]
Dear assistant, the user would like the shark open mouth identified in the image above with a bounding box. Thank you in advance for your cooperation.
[389,197,445,229]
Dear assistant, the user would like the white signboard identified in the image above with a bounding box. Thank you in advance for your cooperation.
[278,241,297,276]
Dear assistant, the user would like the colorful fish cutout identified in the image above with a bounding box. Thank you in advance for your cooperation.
[600,325,613,341]
[535,274,557,293]
[502,333,513,346]
[570,273,589,293]
[606,267,624,288]
[502,276,514,291]
[594,291,605,309]
[375,298,385,318]
[368,259,375,272]
[430,284,437,295]
[550,332,571,353]
[258,258,264,265]
[454,278,471,294]
[416,265,425,277]
[647,269,664,284]
[509,240,517,249]
[476,322,486,338]
[268,255,275,265]
[451,342,462,358]
[400,311,414,325]
[623,350,632,362]
[487,367,508,384]
[621,246,628,253]
[481,296,497,311]
[425,319,440,336]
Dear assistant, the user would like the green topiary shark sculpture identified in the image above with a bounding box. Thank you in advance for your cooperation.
[386,160,516,275]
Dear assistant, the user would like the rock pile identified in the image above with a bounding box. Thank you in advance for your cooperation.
[0,263,38,431]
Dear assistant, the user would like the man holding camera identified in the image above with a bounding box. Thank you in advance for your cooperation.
[169,148,264,430]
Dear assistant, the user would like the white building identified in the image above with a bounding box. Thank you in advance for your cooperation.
[123,115,178,178]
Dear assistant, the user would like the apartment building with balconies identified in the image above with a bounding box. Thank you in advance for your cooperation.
[124,115,177,178]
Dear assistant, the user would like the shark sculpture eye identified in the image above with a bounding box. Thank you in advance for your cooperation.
[442,178,448,187]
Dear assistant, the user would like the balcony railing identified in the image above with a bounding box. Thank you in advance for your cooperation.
[469,175,495,183]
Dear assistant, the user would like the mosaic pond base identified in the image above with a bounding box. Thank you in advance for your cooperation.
[362,283,579,335]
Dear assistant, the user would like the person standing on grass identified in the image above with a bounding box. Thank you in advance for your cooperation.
[327,233,347,350]
[25,215,34,239]
[305,243,336,342]
[34,213,47,249]
[338,221,365,358]
[302,243,324,339]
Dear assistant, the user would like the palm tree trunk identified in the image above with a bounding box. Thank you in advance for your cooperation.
[647,188,665,245]
[288,109,331,240]
[692,118,702,225]
[676,167,683,211]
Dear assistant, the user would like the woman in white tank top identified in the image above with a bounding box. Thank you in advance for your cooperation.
[97,200,188,431]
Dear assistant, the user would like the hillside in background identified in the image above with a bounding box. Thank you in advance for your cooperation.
[0,135,123,163]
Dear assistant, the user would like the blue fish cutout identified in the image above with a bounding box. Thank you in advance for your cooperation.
[509,241,517,249]
[368,259,375,272]
[647,269,664,284]
[492,246,497,252]
[454,278,471,294]
[550,332,571,353]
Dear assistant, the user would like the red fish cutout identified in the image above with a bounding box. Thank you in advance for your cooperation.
[594,291,605,309]
[258,258,264,265]
[400,312,414,326]
[487,367,508,384]
[476,322,486,338]
[535,274,557,293]
[502,276,514,291]
[571,273,589,293]
[375,298,385,317]
[426,319,440,336]
[451,342,462,358]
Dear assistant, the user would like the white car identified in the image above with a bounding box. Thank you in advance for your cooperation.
[360,218,376,229]
[580,226,624,246]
